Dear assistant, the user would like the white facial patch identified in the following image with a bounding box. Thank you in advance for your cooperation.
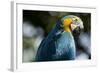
[71,23,79,31]
[70,16,84,31]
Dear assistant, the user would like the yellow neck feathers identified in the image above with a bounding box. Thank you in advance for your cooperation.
[64,26,71,32]
[63,18,72,32]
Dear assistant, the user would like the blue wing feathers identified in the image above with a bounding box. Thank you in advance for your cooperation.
[35,20,76,61]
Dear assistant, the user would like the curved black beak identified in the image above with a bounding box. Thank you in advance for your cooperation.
[72,26,82,37]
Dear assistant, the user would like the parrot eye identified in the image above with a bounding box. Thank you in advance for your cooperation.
[72,19,78,24]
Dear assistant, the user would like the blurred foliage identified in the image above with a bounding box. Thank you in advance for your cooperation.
[23,37,34,49]
[23,10,91,36]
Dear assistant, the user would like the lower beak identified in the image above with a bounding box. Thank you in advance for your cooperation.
[72,26,81,36]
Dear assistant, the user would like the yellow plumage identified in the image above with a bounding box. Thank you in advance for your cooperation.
[63,18,72,32]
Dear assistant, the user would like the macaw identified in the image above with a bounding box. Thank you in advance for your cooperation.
[35,15,84,61]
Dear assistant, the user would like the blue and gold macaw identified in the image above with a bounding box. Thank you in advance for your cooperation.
[35,15,84,61]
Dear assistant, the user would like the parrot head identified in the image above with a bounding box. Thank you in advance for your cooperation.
[60,15,84,36]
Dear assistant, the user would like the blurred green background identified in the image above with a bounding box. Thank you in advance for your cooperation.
[23,10,91,62]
